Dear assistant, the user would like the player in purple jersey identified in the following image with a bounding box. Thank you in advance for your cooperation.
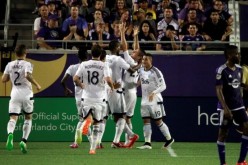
[216,45,248,165]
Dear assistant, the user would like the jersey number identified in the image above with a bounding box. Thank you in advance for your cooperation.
[14,72,21,86]
[87,71,99,85]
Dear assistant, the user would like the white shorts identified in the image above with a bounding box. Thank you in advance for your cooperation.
[108,90,126,114]
[81,99,105,122]
[124,91,137,117]
[9,98,34,115]
[141,102,166,119]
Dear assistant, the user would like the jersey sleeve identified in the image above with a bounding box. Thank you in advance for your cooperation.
[123,50,137,67]
[153,68,166,94]
[3,63,10,75]
[117,56,130,70]
[25,62,33,74]
[65,65,73,76]
[242,65,248,85]
[75,63,83,77]
[216,67,223,86]
[104,62,111,77]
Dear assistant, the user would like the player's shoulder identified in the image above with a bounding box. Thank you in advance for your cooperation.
[216,64,227,74]
[150,66,162,76]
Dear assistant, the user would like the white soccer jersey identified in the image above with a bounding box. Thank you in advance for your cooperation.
[106,54,130,88]
[122,50,139,92]
[139,66,166,105]
[4,60,33,99]
[65,64,83,101]
[75,60,110,101]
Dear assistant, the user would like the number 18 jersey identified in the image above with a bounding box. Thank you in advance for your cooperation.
[75,59,110,102]
[4,59,33,99]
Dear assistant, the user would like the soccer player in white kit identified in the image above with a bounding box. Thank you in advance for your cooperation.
[136,53,174,149]
[2,44,41,153]
[120,23,144,145]
[73,45,114,154]
[106,40,139,148]
[61,47,89,148]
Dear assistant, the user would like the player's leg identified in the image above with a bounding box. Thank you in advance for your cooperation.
[20,99,34,154]
[81,105,93,135]
[112,114,126,148]
[97,118,106,149]
[137,105,152,149]
[217,110,231,165]
[124,91,136,145]
[123,116,139,148]
[233,109,248,164]
[70,101,83,148]
[152,103,174,148]
[89,104,104,154]
[6,99,22,151]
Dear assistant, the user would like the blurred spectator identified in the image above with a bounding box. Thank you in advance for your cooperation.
[46,0,62,17]
[178,0,206,28]
[85,0,110,24]
[120,8,134,38]
[156,25,180,50]
[88,9,109,32]
[138,0,157,20]
[133,0,154,11]
[133,8,146,26]
[156,0,178,22]
[203,9,232,41]
[62,5,88,47]
[37,14,63,49]
[179,8,203,39]
[138,20,157,50]
[110,0,130,23]
[182,23,205,51]
[32,0,45,14]
[205,0,233,26]
[61,0,73,21]
[34,4,49,36]
[109,20,124,41]
[88,20,110,49]
[157,7,179,35]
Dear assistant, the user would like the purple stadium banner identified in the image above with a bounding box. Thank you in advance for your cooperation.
[26,53,224,97]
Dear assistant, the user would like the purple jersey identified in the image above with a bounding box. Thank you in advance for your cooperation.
[216,64,245,111]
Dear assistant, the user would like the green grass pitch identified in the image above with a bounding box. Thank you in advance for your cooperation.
[0,142,242,165]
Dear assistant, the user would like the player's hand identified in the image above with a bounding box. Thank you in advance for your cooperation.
[113,82,121,89]
[36,84,41,91]
[223,107,233,120]
[148,92,155,102]
[64,88,73,96]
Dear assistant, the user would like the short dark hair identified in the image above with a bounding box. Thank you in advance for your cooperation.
[145,53,152,57]
[224,45,238,59]
[78,47,88,61]
[15,44,26,57]
[91,45,102,58]
[100,49,107,61]
[109,40,120,52]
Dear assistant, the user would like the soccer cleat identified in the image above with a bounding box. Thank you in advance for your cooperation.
[6,133,14,151]
[82,119,91,135]
[111,142,125,148]
[136,142,152,149]
[236,160,248,165]
[163,138,174,148]
[76,129,82,144]
[69,143,79,148]
[125,134,139,148]
[19,141,27,154]
[96,143,104,149]
[89,149,96,154]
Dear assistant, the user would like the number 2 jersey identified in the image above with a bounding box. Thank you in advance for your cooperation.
[4,59,33,99]
[75,59,110,102]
